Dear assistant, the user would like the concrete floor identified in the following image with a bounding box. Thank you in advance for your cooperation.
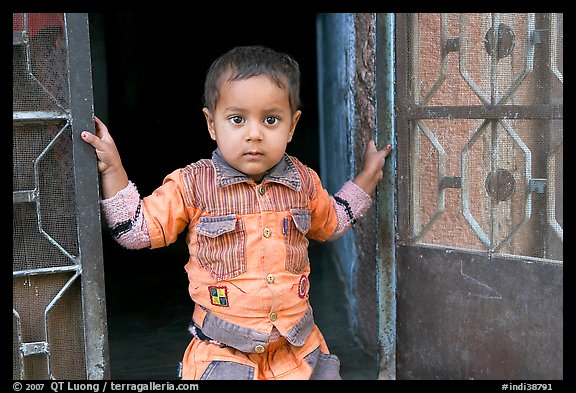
[104,241,377,380]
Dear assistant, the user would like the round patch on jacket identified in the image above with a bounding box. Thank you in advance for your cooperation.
[297,275,309,299]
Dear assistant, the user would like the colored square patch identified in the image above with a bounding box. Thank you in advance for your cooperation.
[209,285,229,307]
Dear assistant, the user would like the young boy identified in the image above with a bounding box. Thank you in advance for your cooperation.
[82,45,392,380]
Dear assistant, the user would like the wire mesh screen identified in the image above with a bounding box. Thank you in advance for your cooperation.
[13,274,86,380]
[402,13,562,262]
[13,13,88,379]
[13,122,79,272]
[13,13,69,112]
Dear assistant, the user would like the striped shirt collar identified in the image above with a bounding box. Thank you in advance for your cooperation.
[212,149,301,191]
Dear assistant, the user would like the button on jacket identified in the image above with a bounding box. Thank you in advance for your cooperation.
[141,149,339,351]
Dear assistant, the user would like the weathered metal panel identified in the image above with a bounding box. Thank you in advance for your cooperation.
[396,244,562,380]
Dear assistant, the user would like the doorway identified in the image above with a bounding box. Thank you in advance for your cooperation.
[89,12,375,380]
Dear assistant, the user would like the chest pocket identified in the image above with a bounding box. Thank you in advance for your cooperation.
[195,214,247,281]
[284,209,311,274]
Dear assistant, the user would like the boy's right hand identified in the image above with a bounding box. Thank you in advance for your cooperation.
[82,116,129,199]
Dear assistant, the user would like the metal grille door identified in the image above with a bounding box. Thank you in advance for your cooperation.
[394,13,562,379]
[13,13,109,380]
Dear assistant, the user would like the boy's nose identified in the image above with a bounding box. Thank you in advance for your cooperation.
[246,122,263,141]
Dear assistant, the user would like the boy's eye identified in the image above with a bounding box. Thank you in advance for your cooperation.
[230,116,244,125]
[264,116,278,125]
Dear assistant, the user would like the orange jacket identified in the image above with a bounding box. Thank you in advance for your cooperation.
[141,150,339,352]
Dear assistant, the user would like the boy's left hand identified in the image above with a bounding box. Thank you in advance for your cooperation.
[352,140,393,196]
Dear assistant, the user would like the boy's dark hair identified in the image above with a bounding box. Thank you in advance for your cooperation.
[203,45,301,114]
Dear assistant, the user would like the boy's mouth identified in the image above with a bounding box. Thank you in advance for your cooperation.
[244,151,264,158]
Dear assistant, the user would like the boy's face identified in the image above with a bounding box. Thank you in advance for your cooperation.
[203,75,301,182]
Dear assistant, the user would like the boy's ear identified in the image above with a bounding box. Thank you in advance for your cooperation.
[203,108,216,140]
[288,110,302,142]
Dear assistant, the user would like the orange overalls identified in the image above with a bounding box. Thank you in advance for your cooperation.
[141,150,341,380]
